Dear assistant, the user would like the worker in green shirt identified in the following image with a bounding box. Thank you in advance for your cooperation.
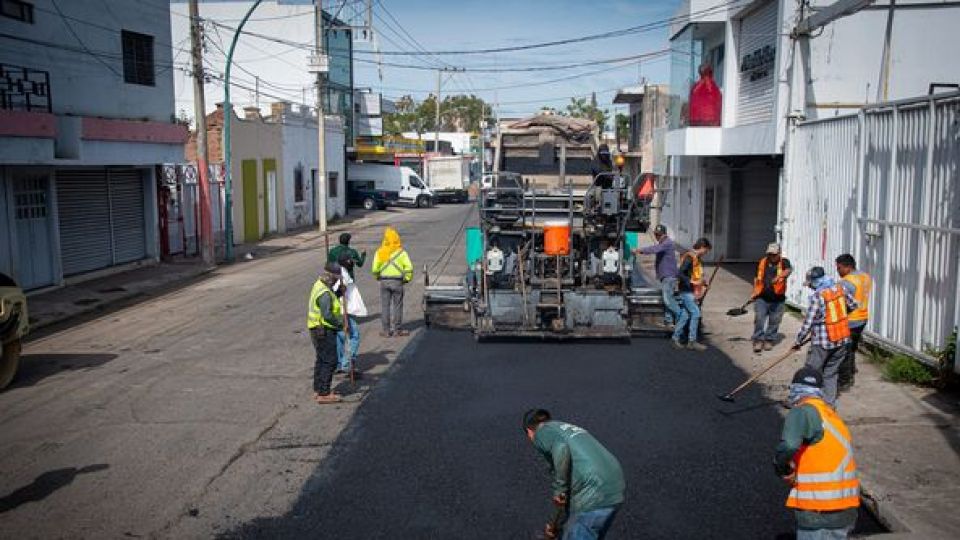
[327,233,366,278]
[524,409,625,540]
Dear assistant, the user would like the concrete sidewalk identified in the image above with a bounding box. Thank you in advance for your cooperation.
[635,236,960,538]
[25,207,401,335]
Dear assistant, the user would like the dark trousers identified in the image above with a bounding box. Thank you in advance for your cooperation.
[380,279,405,333]
[310,326,338,394]
[839,325,865,387]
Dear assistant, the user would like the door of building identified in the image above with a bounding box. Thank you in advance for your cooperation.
[702,170,728,260]
[242,160,259,242]
[57,168,147,276]
[263,159,277,234]
[12,170,56,289]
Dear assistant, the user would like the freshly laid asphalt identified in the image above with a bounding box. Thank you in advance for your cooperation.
[225,328,880,539]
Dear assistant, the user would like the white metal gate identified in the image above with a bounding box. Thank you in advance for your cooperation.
[782,92,960,366]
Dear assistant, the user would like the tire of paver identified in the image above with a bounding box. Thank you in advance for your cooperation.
[0,339,22,389]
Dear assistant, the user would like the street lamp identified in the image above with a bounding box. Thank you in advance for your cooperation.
[222,0,264,262]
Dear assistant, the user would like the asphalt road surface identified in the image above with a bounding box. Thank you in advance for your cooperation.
[224,328,879,539]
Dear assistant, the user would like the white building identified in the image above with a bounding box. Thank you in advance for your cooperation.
[0,0,185,290]
[660,0,960,260]
[271,103,346,229]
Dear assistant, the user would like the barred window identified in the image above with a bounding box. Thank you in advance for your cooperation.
[122,30,154,86]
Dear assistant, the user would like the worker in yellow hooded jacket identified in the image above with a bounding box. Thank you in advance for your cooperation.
[372,227,413,337]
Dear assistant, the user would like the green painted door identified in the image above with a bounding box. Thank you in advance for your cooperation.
[242,159,259,241]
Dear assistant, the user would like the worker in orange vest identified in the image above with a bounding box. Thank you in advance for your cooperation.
[752,243,793,353]
[792,267,859,407]
[775,367,860,538]
[835,254,872,392]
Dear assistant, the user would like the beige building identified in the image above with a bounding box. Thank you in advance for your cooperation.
[613,84,670,226]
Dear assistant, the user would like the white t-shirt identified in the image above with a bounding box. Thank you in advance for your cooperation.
[340,268,368,317]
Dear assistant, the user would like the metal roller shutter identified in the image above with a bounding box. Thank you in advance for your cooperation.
[736,0,779,126]
[57,169,112,276]
[108,168,146,264]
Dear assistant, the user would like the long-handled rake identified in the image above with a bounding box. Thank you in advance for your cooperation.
[717,343,806,402]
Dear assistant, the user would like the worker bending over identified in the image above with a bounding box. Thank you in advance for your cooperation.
[306,263,345,404]
[835,254,871,392]
[792,267,858,407]
[524,409,625,540]
[372,227,413,337]
[775,367,860,539]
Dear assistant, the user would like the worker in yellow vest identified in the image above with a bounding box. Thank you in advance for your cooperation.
[792,267,859,407]
[372,227,414,337]
[672,237,712,351]
[835,254,872,392]
[307,262,345,404]
[775,367,859,538]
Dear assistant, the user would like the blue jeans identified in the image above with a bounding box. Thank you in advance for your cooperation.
[796,526,852,540]
[660,277,681,325]
[753,298,785,342]
[336,316,360,370]
[563,506,620,540]
[673,291,700,343]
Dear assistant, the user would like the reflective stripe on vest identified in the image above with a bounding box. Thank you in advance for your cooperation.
[680,252,703,283]
[379,251,407,279]
[306,279,342,330]
[843,272,872,323]
[753,257,786,297]
[821,285,851,342]
[787,398,859,511]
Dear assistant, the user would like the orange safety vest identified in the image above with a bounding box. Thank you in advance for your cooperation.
[680,252,704,298]
[821,285,852,342]
[842,272,872,323]
[753,257,787,297]
[786,397,860,512]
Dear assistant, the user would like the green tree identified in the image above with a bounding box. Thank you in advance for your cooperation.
[561,93,610,131]
[615,113,630,150]
[383,94,491,136]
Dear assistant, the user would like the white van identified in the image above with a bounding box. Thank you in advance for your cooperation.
[348,162,434,208]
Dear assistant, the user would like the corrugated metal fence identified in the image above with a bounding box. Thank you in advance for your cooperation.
[160,163,226,258]
[782,91,960,366]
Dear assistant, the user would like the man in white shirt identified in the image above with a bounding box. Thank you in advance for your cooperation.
[336,254,367,375]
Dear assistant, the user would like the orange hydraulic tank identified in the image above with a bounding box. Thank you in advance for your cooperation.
[543,222,571,256]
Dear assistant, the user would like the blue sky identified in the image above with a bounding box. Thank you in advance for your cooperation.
[350,0,681,116]
[172,0,684,119]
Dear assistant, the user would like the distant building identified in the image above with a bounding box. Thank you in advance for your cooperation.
[0,0,187,290]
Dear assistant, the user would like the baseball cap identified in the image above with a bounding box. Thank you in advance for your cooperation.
[766,242,781,255]
[324,262,342,276]
[791,367,823,388]
[805,266,825,286]
[653,224,668,236]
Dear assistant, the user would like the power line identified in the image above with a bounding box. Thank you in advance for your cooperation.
[49,0,121,76]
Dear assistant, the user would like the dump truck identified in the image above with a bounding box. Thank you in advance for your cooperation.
[423,115,663,340]
[425,155,471,203]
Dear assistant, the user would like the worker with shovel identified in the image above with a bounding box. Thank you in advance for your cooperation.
[774,367,859,539]
[792,267,859,408]
[752,243,793,353]
[524,409,624,540]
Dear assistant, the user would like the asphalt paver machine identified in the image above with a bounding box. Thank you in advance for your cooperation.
[423,116,665,340]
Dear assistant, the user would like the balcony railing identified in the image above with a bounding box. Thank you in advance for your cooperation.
[0,63,51,113]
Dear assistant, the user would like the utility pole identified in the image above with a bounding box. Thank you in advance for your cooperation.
[435,69,441,156]
[312,0,329,233]
[188,0,214,266]
[255,75,260,109]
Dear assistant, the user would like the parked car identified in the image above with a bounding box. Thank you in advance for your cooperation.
[348,162,434,208]
[348,183,399,211]
[0,272,28,389]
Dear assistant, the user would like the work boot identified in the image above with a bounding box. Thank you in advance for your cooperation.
[314,392,342,404]
[671,339,685,350]
[753,341,762,353]
[763,341,773,351]
[687,341,707,352]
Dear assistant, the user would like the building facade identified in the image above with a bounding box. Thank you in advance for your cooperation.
[660,0,960,261]
[0,0,186,290]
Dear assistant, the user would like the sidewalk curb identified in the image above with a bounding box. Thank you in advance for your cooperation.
[859,480,912,534]
[27,265,217,337]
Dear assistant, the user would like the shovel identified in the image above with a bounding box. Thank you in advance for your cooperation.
[726,298,755,317]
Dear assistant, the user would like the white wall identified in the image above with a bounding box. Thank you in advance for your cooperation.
[0,0,176,122]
